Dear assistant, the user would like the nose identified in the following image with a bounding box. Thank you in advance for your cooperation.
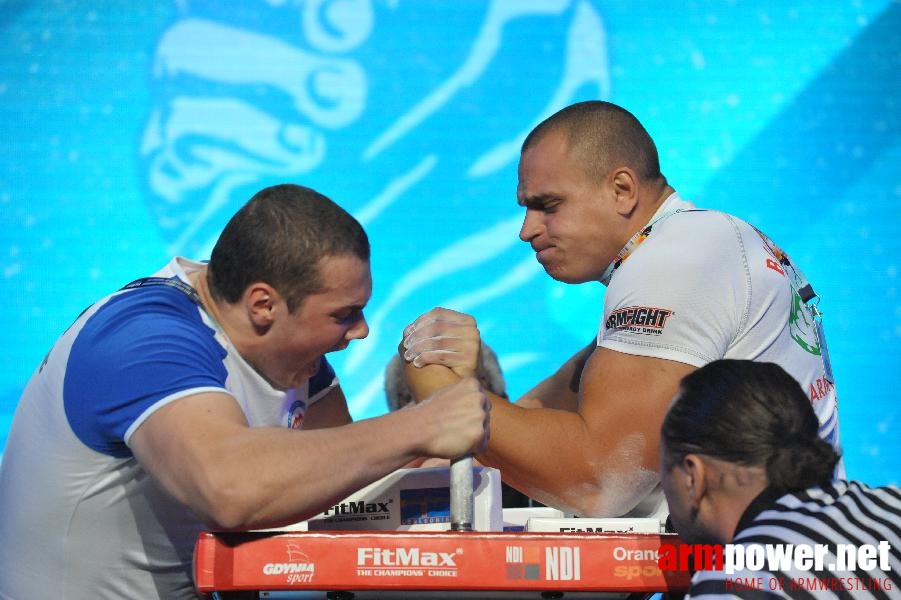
[519,209,540,243]
[347,314,370,341]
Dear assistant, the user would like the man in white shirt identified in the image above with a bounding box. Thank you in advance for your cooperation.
[399,101,840,520]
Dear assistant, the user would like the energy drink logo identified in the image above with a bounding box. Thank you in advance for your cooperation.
[605,306,673,335]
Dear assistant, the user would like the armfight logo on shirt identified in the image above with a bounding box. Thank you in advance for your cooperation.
[605,306,674,336]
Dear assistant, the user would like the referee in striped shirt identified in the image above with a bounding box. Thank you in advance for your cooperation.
[660,359,900,598]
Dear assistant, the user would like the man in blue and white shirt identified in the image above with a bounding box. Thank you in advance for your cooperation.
[0,183,491,599]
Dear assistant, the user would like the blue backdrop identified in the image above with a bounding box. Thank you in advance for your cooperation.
[2,1,899,485]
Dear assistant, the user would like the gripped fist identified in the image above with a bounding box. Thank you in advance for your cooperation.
[402,307,481,378]
[419,377,490,459]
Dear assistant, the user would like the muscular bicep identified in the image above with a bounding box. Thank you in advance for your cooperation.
[302,386,352,430]
[580,348,696,479]
[516,341,595,411]
[128,391,249,520]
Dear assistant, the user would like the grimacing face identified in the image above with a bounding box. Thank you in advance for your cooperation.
[517,129,625,284]
[257,254,372,390]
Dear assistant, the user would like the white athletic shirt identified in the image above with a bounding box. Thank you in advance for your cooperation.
[599,194,842,518]
[0,257,337,600]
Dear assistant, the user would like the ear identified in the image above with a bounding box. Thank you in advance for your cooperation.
[681,453,709,510]
[609,167,639,216]
[244,282,278,330]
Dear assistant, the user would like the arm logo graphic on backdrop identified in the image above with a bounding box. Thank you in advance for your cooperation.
[137,1,612,417]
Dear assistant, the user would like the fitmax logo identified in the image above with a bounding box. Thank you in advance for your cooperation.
[357,547,458,567]
[324,499,392,516]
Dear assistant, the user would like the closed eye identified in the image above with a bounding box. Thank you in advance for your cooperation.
[520,194,561,213]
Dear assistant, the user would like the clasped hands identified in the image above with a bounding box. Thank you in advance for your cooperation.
[401,307,482,393]
[399,307,493,465]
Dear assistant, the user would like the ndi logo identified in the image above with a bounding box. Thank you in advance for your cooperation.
[505,545,541,581]
[546,546,581,581]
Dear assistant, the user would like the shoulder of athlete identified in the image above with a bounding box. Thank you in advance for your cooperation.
[619,209,746,279]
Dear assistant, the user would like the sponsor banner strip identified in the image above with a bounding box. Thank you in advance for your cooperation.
[194,530,691,593]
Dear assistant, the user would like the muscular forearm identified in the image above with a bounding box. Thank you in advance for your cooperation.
[476,394,655,517]
[203,412,434,529]
[133,382,488,531]
[402,364,645,516]
[398,314,682,518]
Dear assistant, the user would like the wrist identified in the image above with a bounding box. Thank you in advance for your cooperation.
[403,362,461,401]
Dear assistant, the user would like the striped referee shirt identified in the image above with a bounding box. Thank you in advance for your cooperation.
[688,481,901,599]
